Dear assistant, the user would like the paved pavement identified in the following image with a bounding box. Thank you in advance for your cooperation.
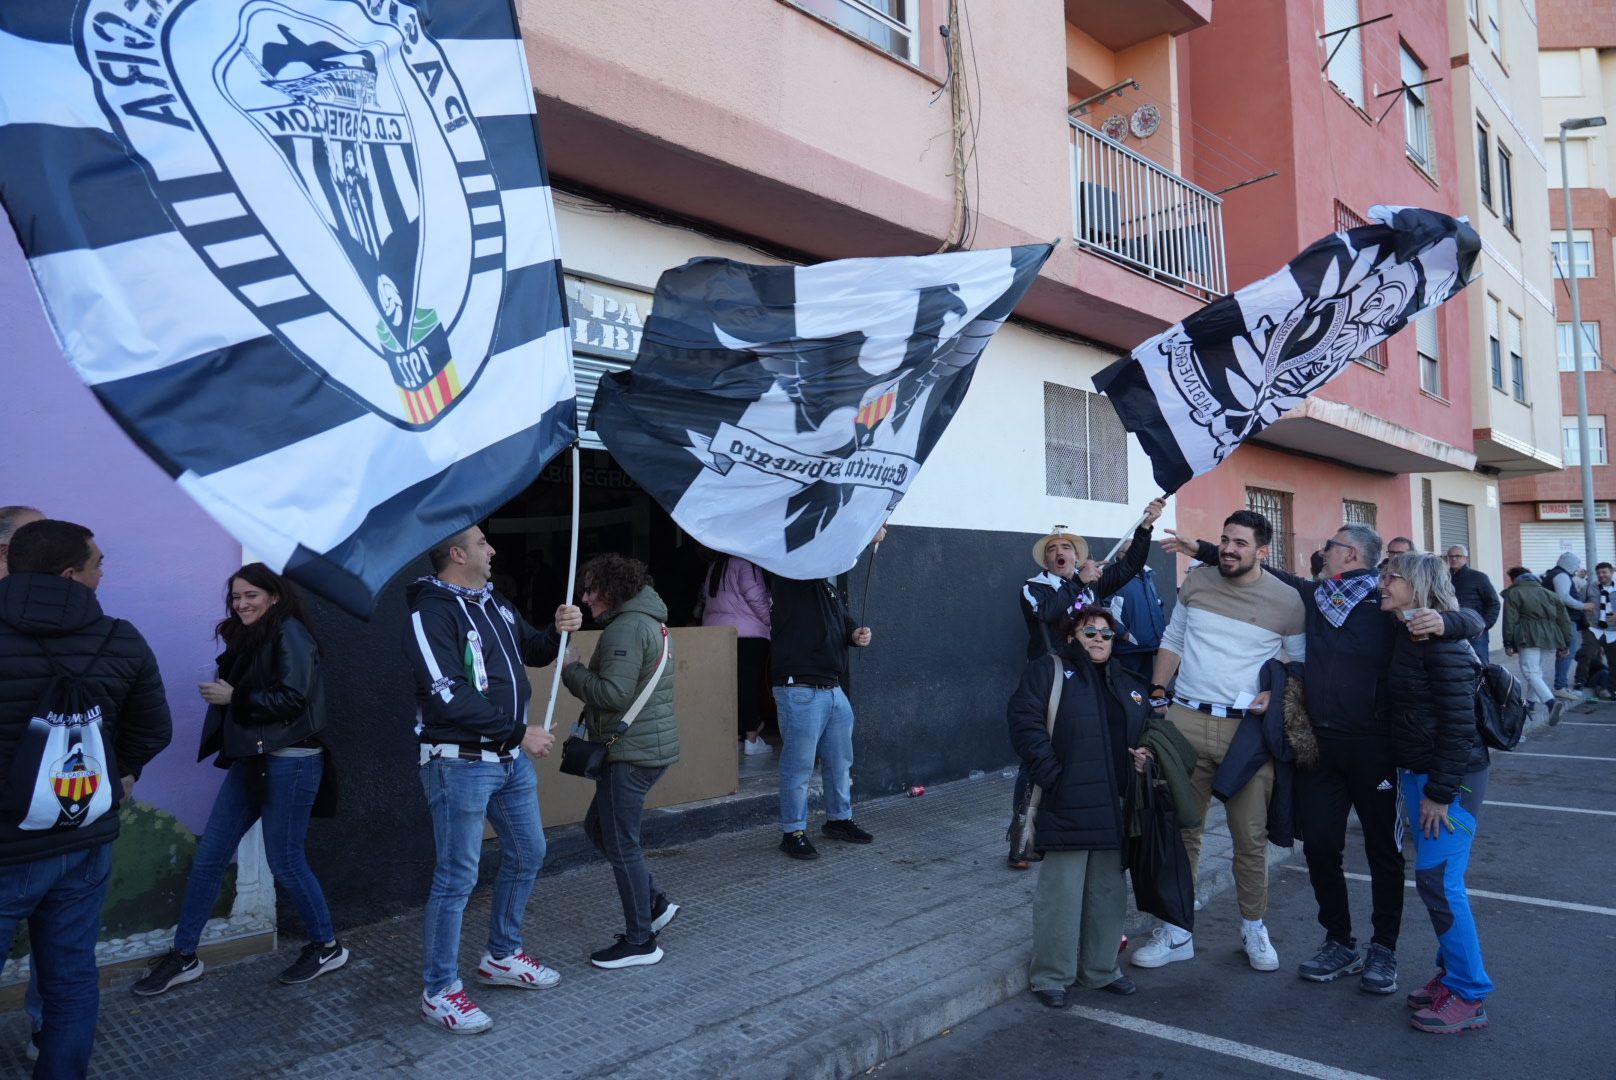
[0,763,1273,1079]
[877,704,1616,1080]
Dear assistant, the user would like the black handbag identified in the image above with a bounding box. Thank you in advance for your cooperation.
[558,626,670,780]
[1127,758,1196,932]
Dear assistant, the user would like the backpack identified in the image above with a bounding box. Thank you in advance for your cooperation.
[0,625,121,831]
[1474,661,1527,752]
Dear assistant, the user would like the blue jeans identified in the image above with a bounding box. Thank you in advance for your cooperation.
[0,842,113,1079]
[174,755,334,954]
[774,685,854,832]
[1401,768,1493,1001]
[583,763,666,944]
[420,755,545,995]
[1554,649,1574,690]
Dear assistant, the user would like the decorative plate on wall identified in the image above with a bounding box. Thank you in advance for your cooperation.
[1099,113,1129,142]
[1130,103,1162,139]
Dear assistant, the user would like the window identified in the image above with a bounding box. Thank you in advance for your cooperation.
[1552,230,1594,278]
[1549,138,1591,188]
[1343,499,1378,528]
[1335,202,1386,368]
[1557,321,1602,371]
[1508,311,1525,402]
[1401,44,1433,173]
[1416,311,1442,396]
[1563,415,1608,466]
[1485,0,1502,60]
[1324,0,1365,108]
[1044,383,1128,503]
[1466,0,1478,28]
[1245,487,1293,571]
[795,0,916,63]
[1476,120,1492,207]
[1486,297,1503,390]
[1541,50,1583,97]
[1498,146,1514,231]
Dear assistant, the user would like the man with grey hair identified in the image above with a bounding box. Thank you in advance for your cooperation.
[0,506,43,580]
[1165,521,1483,995]
[1445,545,1499,663]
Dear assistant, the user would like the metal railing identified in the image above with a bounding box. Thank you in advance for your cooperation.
[1069,120,1228,299]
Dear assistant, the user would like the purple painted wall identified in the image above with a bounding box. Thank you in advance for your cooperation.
[3,226,240,834]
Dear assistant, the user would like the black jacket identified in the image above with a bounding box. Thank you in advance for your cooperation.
[1212,658,1297,847]
[0,574,172,866]
[1386,633,1487,804]
[1450,565,1501,632]
[769,576,859,684]
[200,618,325,762]
[405,577,561,750]
[1190,542,1482,736]
[1007,646,1149,852]
[1020,524,1152,659]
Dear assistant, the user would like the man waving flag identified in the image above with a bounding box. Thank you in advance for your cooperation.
[591,244,1052,580]
[1095,206,1479,493]
[0,0,575,614]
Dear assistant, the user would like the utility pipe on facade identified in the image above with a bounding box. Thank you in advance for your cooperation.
[1560,116,1606,567]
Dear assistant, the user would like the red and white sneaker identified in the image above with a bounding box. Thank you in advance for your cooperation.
[477,950,561,990]
[420,980,494,1035]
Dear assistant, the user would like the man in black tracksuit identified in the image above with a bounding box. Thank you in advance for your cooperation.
[1175,523,1481,994]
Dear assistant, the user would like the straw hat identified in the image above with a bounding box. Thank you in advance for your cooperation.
[1032,527,1089,569]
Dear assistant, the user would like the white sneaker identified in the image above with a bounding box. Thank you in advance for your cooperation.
[421,979,494,1034]
[1130,926,1194,968]
[1242,925,1280,971]
[1555,688,1580,702]
[743,737,772,756]
[476,950,560,990]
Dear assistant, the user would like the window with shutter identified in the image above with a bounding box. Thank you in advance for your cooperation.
[1416,312,1441,396]
[1438,500,1472,554]
[1508,312,1525,402]
[1324,0,1365,108]
[1486,297,1503,389]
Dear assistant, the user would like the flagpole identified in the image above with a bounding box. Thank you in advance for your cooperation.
[1099,506,1152,564]
[859,538,882,624]
[541,442,583,732]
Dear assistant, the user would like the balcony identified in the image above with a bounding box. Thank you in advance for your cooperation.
[1070,120,1228,300]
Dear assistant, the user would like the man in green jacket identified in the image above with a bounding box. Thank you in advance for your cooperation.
[1501,568,1574,726]
[562,554,679,970]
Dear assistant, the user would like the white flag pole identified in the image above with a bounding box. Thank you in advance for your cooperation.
[1099,509,1149,565]
[541,443,583,732]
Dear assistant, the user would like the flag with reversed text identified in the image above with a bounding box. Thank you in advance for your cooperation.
[0,0,574,614]
[591,245,1052,580]
[1094,206,1479,493]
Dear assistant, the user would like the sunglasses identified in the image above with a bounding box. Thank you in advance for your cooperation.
[1079,627,1117,640]
[1323,539,1356,554]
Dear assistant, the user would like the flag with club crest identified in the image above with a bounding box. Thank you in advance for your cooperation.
[0,0,575,614]
[1094,205,1479,493]
[591,244,1053,580]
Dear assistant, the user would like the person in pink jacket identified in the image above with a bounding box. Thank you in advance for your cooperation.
[701,554,773,754]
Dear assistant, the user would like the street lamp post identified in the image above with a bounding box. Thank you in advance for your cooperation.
[1561,116,1606,568]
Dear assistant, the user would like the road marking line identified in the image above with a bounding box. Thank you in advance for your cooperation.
[1558,721,1616,726]
[1486,800,1616,817]
[1064,1006,1383,1080]
[1292,867,1616,917]
[1510,752,1616,761]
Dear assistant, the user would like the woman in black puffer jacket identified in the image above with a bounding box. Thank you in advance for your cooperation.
[1379,552,1491,1035]
[1008,605,1153,1008]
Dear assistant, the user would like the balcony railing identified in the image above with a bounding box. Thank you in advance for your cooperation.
[1070,120,1228,299]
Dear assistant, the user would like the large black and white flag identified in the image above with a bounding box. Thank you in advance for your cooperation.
[592,245,1052,579]
[0,1,575,614]
[1095,205,1479,493]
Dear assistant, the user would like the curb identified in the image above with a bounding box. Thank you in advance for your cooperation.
[746,798,1297,1080]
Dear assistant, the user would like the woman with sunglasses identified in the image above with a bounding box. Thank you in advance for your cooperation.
[1008,604,1154,1008]
[1378,552,1491,1034]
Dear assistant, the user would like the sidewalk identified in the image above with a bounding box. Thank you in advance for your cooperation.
[0,771,1285,1080]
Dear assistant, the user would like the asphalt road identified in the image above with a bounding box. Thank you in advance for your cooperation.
[877,712,1616,1080]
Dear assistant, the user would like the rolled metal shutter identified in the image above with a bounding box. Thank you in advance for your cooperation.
[1519,521,1616,576]
[1437,500,1471,554]
[573,354,633,451]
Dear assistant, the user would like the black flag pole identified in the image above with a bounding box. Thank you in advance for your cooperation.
[859,537,882,626]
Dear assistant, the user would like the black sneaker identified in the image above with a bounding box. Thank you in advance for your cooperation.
[589,934,664,969]
[780,830,820,860]
[131,950,204,996]
[1296,938,1363,982]
[1359,943,1397,995]
[650,893,680,934]
[278,940,350,985]
[822,818,874,844]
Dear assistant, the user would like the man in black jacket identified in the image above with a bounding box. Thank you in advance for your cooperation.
[1167,522,1481,995]
[406,524,582,1035]
[1445,545,1500,663]
[771,529,879,861]
[0,520,172,1076]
